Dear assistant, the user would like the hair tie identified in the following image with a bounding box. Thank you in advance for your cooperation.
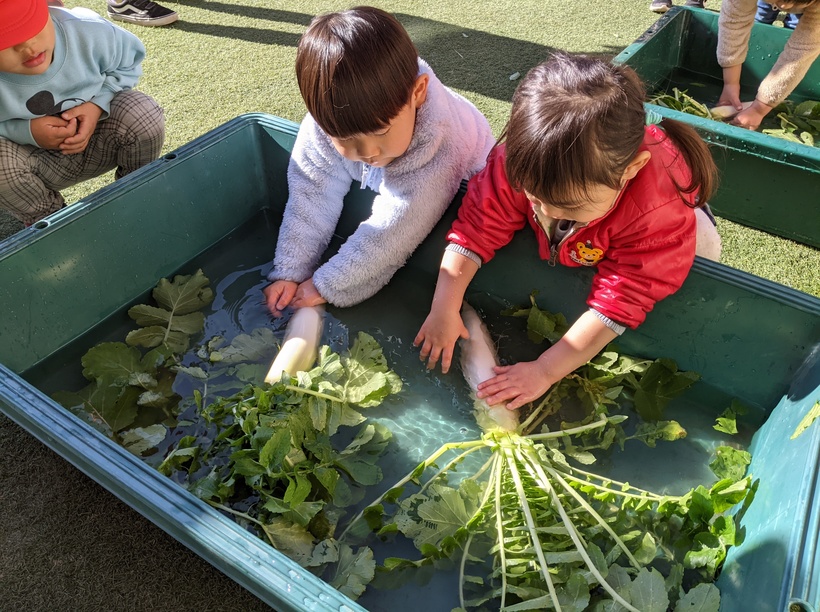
[645,109,664,126]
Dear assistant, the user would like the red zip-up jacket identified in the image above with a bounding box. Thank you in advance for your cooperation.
[447,126,699,329]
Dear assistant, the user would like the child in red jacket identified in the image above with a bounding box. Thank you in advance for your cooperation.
[415,53,720,412]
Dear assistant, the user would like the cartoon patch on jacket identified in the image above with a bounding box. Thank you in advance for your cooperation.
[570,240,604,266]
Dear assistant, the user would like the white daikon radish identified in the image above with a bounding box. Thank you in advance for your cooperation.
[459,302,520,433]
[264,305,325,384]
[709,101,754,121]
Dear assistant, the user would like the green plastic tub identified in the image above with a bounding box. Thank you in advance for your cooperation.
[1,113,819,611]
[613,6,820,248]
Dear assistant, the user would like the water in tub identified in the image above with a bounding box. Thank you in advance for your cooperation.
[26,210,763,611]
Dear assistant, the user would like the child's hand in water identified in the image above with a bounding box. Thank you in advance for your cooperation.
[730,99,772,131]
[291,278,327,309]
[476,360,554,411]
[717,83,743,113]
[415,307,469,374]
[263,280,298,317]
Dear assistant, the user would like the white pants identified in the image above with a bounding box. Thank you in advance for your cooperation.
[695,207,722,262]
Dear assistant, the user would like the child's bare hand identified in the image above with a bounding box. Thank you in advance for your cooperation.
[263,280,298,317]
[476,360,553,411]
[291,278,327,309]
[718,65,742,110]
[59,102,103,155]
[730,99,771,131]
[30,115,77,149]
[414,308,468,373]
[717,84,743,111]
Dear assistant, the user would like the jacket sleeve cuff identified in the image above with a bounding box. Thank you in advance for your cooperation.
[590,308,626,335]
[0,119,38,146]
[445,242,482,268]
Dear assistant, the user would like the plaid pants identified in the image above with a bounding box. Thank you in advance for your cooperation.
[0,90,165,226]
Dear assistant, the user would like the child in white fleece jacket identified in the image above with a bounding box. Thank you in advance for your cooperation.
[263,6,494,314]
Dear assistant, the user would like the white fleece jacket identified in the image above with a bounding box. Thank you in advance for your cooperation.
[267,59,494,307]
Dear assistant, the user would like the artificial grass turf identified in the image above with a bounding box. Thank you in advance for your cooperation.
[3,0,818,295]
[0,1,817,610]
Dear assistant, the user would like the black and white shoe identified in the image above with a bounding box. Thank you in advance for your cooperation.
[107,0,179,26]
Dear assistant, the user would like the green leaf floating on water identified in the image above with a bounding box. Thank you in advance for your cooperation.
[505,293,699,427]
[758,101,820,147]
[631,359,700,422]
[713,399,748,435]
[709,446,751,481]
[121,424,167,456]
[329,544,376,600]
[53,380,132,434]
[674,582,720,611]
[630,568,669,612]
[158,328,402,601]
[792,401,820,440]
[54,270,213,446]
[151,268,214,315]
[341,333,403,406]
[127,305,205,335]
[502,291,569,344]
[81,342,148,386]
[648,88,712,119]
[126,269,212,353]
[214,327,278,364]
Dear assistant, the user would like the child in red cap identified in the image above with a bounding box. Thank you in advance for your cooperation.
[0,0,165,226]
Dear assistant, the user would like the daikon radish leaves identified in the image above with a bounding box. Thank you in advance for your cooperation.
[52,270,213,448]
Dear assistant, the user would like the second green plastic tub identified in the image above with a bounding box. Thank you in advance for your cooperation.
[614,6,820,248]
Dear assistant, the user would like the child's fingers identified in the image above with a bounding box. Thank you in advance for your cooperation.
[477,367,509,390]
[478,385,520,408]
[263,282,297,316]
[59,139,89,155]
[424,346,441,371]
[267,295,287,316]
[417,339,443,371]
[438,348,453,374]
[476,374,509,397]
[60,133,85,147]
[505,396,527,411]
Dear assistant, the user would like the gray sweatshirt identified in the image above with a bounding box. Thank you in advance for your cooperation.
[267,59,495,307]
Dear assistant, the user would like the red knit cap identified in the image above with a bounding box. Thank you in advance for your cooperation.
[0,0,49,51]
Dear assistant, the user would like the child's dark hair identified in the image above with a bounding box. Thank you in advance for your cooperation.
[295,6,419,139]
[502,53,717,208]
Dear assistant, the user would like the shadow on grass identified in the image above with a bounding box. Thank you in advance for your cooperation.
[170,20,302,47]
[172,0,312,25]
[168,2,624,102]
